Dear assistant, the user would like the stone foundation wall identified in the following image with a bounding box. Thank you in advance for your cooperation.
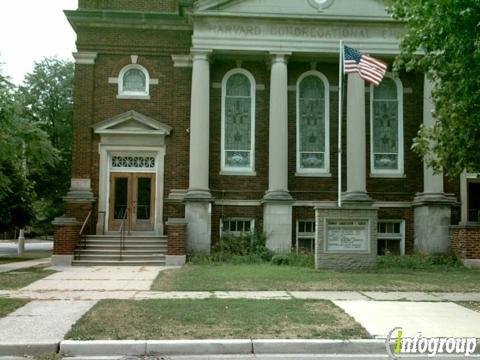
[450,225,480,259]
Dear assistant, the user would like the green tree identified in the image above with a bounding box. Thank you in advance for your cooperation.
[18,57,74,233]
[0,72,57,232]
[387,0,480,176]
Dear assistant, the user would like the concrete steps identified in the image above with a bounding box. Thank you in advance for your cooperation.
[73,234,167,266]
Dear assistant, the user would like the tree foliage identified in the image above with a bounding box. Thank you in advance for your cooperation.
[0,57,74,233]
[387,0,480,176]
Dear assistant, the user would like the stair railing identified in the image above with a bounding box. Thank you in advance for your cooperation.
[78,210,93,260]
[119,208,129,261]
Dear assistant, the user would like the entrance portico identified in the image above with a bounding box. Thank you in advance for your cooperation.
[93,110,172,235]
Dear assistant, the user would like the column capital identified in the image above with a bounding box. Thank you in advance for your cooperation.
[73,52,98,65]
[269,51,292,64]
[190,49,213,62]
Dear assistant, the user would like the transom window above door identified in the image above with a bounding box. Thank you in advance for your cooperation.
[110,154,156,172]
[221,68,256,175]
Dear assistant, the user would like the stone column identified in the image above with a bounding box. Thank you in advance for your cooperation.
[185,50,212,253]
[343,73,371,203]
[263,52,293,252]
[413,75,454,254]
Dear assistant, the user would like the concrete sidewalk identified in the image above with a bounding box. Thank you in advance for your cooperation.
[2,289,480,301]
[0,258,51,274]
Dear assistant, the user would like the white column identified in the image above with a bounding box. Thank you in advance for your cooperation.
[422,77,444,195]
[413,75,453,254]
[265,52,291,200]
[186,50,211,199]
[185,49,212,253]
[344,73,370,202]
[263,52,292,252]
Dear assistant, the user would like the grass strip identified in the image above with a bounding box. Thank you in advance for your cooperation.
[66,299,369,340]
[152,264,480,292]
[0,266,55,290]
[0,297,28,317]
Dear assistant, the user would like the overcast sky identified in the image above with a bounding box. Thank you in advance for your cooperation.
[0,0,78,84]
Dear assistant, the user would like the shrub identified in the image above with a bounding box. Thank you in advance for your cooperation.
[188,232,274,265]
[271,252,315,268]
[377,252,463,270]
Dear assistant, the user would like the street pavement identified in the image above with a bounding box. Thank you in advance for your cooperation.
[0,240,53,255]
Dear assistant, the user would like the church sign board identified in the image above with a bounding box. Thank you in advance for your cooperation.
[315,207,378,270]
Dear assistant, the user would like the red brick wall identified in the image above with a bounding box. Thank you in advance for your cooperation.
[167,221,186,255]
[78,0,191,12]
[451,226,480,259]
[53,224,81,255]
[211,205,263,246]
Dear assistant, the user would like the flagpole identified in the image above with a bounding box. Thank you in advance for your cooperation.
[338,40,343,208]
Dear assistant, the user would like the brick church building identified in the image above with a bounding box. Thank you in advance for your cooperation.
[52,0,480,266]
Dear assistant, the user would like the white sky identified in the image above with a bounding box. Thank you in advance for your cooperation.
[0,0,78,84]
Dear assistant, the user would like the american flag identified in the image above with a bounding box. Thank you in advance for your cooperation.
[343,45,388,86]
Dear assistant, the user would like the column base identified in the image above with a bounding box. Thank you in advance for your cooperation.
[263,190,293,202]
[185,201,212,253]
[413,193,456,255]
[51,255,73,267]
[263,201,293,252]
[341,191,374,205]
[184,189,213,201]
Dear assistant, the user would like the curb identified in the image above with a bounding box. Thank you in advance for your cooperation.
[59,339,388,357]
[0,342,58,356]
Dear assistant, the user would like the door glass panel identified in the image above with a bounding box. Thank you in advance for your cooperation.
[114,177,128,219]
[136,177,151,220]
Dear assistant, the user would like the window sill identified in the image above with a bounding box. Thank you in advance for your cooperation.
[295,172,332,178]
[220,170,257,177]
[116,94,151,100]
[369,173,406,178]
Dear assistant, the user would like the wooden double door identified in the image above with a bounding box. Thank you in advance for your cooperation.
[108,173,155,232]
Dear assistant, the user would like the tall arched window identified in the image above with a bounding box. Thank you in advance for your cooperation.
[370,74,404,175]
[118,64,150,97]
[221,69,256,174]
[296,71,330,175]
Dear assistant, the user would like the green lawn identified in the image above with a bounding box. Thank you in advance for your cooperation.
[0,267,56,290]
[152,264,480,292]
[0,298,28,317]
[0,250,52,264]
[66,299,368,340]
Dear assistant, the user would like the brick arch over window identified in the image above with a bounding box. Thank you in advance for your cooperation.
[110,56,159,78]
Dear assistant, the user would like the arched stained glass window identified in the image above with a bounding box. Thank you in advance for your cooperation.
[221,69,255,173]
[296,71,330,174]
[118,64,149,96]
[371,75,404,174]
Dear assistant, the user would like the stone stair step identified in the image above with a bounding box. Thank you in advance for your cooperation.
[72,260,166,266]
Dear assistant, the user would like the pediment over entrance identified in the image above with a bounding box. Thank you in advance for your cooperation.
[93,110,172,136]
[195,0,391,21]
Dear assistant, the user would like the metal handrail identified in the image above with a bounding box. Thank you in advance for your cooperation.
[78,211,93,260]
[119,208,129,261]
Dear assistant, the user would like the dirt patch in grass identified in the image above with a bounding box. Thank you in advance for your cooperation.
[66,299,369,340]
[0,251,52,264]
[0,266,56,290]
[0,298,28,317]
[151,264,480,292]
